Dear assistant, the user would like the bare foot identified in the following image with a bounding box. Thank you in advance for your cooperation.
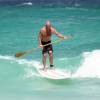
[40,68,47,71]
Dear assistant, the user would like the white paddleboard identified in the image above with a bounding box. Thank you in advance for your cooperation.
[36,64,71,79]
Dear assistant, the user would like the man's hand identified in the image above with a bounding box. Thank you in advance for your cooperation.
[63,35,72,40]
[63,36,68,39]
[39,44,43,48]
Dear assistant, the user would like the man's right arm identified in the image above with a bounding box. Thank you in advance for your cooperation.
[38,31,43,48]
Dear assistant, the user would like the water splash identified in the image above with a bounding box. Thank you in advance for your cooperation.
[0,50,100,79]
[73,50,100,78]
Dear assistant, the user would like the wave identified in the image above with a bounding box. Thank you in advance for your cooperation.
[21,2,33,6]
[73,50,100,78]
[17,2,33,6]
[0,0,100,8]
[0,55,39,79]
[0,49,100,79]
[41,49,100,78]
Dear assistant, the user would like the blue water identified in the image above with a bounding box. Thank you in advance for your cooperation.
[0,2,100,100]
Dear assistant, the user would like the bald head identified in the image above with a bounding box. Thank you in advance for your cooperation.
[45,21,51,28]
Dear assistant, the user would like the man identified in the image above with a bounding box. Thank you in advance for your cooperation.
[38,21,68,70]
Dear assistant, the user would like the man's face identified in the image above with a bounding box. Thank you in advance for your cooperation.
[46,24,51,29]
[45,21,51,30]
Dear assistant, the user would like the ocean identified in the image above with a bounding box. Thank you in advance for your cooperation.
[0,0,100,100]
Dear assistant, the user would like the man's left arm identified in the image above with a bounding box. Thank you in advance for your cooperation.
[52,28,68,39]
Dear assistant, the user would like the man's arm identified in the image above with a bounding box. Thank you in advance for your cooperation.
[52,28,67,39]
[38,31,43,48]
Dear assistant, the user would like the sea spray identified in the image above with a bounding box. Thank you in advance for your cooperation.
[73,50,100,78]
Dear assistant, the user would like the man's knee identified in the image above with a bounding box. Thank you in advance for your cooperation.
[49,51,53,55]
[43,53,46,57]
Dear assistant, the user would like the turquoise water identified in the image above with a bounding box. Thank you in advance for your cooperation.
[0,5,100,100]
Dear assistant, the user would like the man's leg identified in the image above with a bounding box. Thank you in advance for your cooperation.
[42,53,47,70]
[49,51,53,68]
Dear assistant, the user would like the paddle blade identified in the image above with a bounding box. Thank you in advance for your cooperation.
[15,52,26,57]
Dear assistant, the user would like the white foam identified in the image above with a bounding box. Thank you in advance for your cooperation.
[73,50,100,78]
[74,3,80,7]
[0,55,40,78]
[16,2,33,7]
[24,67,41,79]
[16,60,43,79]
[21,2,33,6]
[0,55,15,60]
[1,49,100,79]
[58,58,68,61]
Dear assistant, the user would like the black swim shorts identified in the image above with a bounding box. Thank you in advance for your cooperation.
[41,41,53,54]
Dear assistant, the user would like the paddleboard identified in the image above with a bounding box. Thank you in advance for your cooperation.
[36,65,70,79]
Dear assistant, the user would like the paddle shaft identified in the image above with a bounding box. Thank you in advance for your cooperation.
[15,35,72,57]
[25,38,64,54]
[29,35,73,53]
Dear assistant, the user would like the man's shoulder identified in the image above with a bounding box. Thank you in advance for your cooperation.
[40,27,45,32]
[51,27,56,33]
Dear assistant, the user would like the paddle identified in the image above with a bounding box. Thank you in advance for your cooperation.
[15,35,72,57]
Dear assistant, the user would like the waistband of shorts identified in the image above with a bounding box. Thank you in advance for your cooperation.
[41,41,51,45]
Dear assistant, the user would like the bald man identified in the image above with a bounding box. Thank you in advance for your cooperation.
[38,21,67,70]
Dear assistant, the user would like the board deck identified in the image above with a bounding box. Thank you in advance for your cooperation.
[38,69,70,79]
[36,65,70,79]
